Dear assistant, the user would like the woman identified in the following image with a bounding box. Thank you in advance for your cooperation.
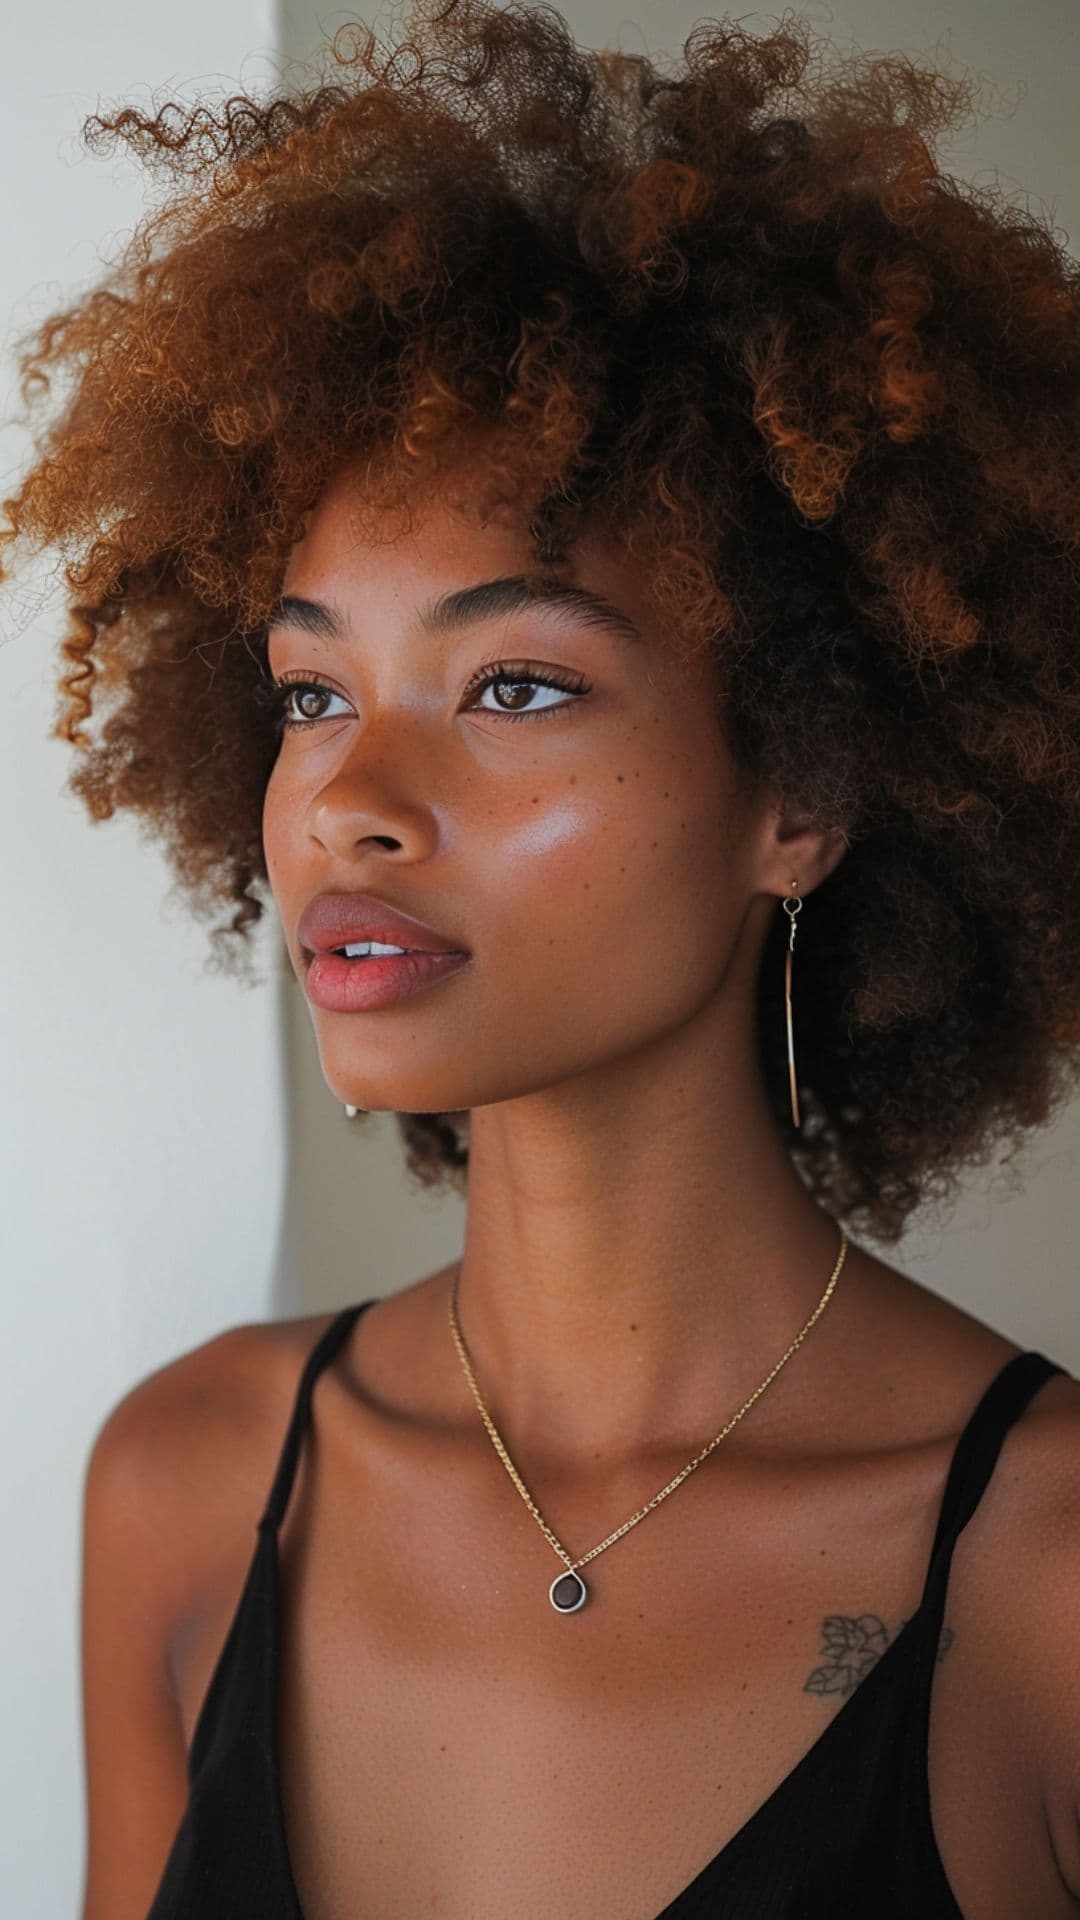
[4,3,1079,1915]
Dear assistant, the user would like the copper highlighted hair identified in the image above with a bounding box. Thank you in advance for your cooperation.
[3,0,1080,1242]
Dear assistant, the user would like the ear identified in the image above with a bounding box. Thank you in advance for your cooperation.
[766,806,851,900]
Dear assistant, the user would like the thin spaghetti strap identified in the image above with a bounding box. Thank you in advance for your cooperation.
[893,1348,1070,1811]
[258,1298,378,1533]
[918,1349,1067,1614]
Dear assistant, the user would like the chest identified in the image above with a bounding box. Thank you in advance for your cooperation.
[276,1542,858,1916]
[260,1446,1032,1920]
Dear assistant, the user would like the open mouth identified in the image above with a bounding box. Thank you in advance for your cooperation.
[326,945,465,963]
[303,943,472,1010]
[330,947,416,960]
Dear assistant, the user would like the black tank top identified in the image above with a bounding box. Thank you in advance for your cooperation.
[144,1301,1068,1919]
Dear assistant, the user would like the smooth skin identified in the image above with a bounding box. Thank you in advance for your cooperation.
[81,437,1080,1919]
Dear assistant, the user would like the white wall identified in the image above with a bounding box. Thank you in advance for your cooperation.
[0,6,283,1914]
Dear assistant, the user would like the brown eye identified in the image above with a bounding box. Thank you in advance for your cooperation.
[260,675,349,730]
[463,660,590,723]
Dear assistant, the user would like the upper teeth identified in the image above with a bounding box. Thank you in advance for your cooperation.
[341,941,408,957]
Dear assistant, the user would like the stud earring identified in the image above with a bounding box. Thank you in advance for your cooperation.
[344,1103,358,1118]
[782,879,802,1129]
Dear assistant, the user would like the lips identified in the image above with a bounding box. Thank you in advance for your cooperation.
[297,892,469,958]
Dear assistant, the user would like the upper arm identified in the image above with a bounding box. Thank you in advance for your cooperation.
[79,1323,266,1920]
[80,1380,190,1920]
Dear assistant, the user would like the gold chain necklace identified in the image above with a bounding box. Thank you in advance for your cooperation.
[447,1225,849,1613]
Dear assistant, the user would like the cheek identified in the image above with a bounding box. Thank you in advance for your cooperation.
[260,764,294,882]
[495,794,598,861]
[483,764,737,1006]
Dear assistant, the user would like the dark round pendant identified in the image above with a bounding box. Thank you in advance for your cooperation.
[549,1568,588,1613]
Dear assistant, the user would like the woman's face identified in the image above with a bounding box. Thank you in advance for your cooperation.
[262,452,781,1118]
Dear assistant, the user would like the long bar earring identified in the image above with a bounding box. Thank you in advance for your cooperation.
[782,879,802,1129]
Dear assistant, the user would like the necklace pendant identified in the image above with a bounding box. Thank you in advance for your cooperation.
[549,1568,588,1613]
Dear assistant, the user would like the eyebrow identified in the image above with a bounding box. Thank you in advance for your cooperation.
[265,574,643,646]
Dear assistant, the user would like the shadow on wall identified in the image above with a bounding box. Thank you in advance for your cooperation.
[268,930,466,1318]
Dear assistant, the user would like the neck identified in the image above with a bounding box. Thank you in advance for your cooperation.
[449,1006,851,1472]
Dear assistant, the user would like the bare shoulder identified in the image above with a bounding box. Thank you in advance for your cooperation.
[821,1244,1080,1642]
[89,1309,321,1481]
[80,1308,356,1917]
[960,1326,1080,1899]
[86,1308,349,1623]
[851,1247,1080,1894]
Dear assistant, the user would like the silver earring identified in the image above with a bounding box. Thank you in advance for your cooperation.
[782,879,802,1130]
[344,1104,358,1118]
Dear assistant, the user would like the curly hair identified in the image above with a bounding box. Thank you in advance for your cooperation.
[3,0,1080,1245]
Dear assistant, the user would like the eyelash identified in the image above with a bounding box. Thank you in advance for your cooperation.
[257,659,591,730]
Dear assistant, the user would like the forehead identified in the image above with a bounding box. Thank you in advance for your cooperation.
[279,449,659,645]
